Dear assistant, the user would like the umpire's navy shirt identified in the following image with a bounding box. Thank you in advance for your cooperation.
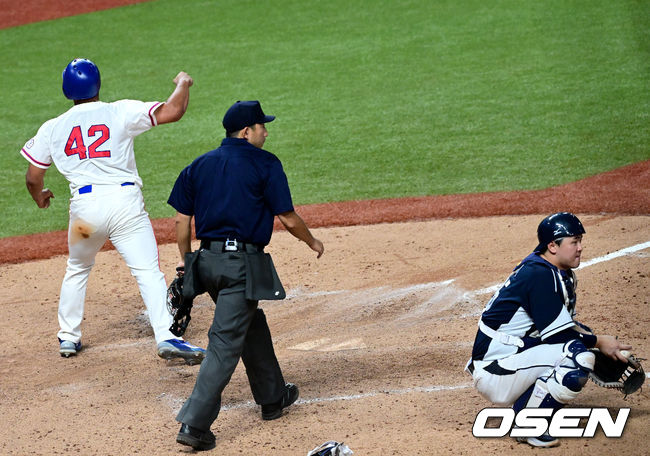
[168,137,294,246]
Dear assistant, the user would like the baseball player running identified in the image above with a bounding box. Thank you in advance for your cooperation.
[20,58,205,364]
[466,212,632,448]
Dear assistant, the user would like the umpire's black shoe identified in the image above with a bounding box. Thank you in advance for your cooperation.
[176,423,216,451]
[261,383,299,420]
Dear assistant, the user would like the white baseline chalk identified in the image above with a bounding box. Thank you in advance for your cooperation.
[216,383,473,412]
[577,241,650,269]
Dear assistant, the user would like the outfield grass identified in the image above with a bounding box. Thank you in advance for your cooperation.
[0,0,648,238]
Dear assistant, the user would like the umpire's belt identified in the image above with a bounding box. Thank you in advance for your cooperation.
[200,239,264,253]
[78,182,135,194]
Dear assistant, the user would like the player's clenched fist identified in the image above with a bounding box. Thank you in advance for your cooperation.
[174,71,193,87]
[38,188,54,208]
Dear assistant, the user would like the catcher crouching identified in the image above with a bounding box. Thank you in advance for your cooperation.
[466,212,645,448]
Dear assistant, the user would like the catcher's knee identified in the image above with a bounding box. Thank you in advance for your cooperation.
[516,340,595,409]
[548,340,595,402]
[563,340,596,372]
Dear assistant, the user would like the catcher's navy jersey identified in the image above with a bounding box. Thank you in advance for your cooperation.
[471,253,577,361]
[168,137,294,246]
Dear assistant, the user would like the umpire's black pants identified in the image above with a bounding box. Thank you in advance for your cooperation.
[176,250,285,431]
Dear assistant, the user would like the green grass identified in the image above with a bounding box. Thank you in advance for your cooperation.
[1,0,648,238]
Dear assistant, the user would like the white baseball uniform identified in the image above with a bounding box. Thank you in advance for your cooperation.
[21,100,178,344]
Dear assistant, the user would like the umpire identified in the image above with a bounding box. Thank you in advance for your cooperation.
[168,100,324,450]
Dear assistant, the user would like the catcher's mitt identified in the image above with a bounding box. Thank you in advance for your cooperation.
[167,267,193,337]
[589,349,645,397]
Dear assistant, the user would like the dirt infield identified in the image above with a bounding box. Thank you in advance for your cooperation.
[0,0,152,30]
[1,213,648,455]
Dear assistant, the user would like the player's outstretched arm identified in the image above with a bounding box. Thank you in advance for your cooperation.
[277,210,324,258]
[155,71,194,125]
[25,164,54,208]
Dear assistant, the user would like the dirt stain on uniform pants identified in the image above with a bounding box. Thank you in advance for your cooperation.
[69,219,96,245]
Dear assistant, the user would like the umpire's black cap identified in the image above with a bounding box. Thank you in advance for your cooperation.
[223,100,275,133]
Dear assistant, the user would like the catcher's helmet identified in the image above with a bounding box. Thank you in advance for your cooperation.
[62,58,101,100]
[534,212,585,253]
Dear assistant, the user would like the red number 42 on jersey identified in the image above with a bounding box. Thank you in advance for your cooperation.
[65,125,111,159]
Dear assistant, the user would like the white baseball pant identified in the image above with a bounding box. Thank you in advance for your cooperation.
[470,343,566,406]
[57,183,176,345]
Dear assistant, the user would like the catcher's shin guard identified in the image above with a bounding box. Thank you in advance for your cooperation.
[513,379,563,413]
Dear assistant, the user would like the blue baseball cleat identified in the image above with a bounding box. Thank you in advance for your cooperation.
[59,339,82,357]
[157,339,205,365]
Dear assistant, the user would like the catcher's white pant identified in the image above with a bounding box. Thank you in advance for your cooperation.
[57,183,176,345]
[469,343,568,406]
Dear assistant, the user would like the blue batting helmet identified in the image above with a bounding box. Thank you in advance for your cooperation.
[62,58,101,100]
[534,212,585,253]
